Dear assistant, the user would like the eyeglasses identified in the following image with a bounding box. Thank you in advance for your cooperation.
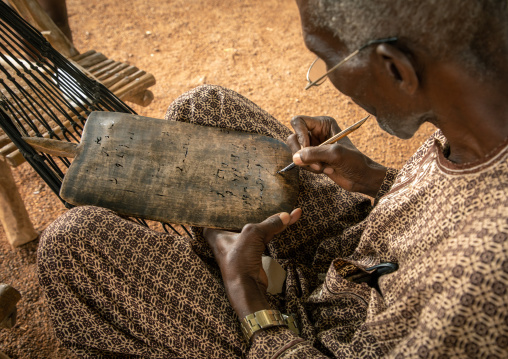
[305,37,398,90]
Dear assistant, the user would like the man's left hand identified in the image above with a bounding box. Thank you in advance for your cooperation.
[203,209,301,319]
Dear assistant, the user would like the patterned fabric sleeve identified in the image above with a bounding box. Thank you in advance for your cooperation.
[248,326,329,358]
[374,167,398,205]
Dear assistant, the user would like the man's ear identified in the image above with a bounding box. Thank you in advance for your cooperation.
[375,43,419,95]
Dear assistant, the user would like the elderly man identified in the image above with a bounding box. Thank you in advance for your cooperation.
[38,0,507,358]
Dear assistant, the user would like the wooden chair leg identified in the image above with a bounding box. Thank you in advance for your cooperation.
[0,284,21,329]
[0,284,21,359]
[0,159,38,247]
[124,89,154,107]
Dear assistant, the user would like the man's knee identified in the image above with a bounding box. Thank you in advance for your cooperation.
[41,205,108,240]
[38,206,120,285]
[38,206,117,261]
[165,84,235,122]
[186,84,229,99]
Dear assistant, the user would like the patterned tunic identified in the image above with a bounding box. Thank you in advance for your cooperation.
[250,133,508,358]
[38,85,508,358]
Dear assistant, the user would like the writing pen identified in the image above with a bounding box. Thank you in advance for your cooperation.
[277,115,370,174]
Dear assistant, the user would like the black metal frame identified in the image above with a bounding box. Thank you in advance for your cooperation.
[0,2,191,237]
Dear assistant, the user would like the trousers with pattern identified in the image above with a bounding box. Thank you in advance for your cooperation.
[38,85,372,358]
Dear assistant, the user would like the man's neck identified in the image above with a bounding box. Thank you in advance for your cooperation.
[427,63,508,164]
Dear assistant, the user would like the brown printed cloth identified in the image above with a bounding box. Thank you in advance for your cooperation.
[252,132,508,358]
[37,85,508,358]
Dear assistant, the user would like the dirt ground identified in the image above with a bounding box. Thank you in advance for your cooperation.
[0,0,436,357]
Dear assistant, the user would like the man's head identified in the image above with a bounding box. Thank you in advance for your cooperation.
[296,0,508,139]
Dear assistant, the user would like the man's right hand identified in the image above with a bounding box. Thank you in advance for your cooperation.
[287,115,387,198]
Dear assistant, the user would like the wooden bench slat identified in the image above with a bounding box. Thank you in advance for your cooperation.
[69,49,96,62]
[91,61,124,78]
[5,149,24,167]
[97,63,132,83]
[0,134,11,148]
[87,59,115,73]
[74,52,108,68]
[100,66,140,88]
[0,142,17,157]
[112,72,155,97]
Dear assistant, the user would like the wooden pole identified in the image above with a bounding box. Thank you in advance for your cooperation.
[9,0,79,58]
[0,158,38,247]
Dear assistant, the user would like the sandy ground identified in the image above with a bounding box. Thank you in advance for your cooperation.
[0,0,436,357]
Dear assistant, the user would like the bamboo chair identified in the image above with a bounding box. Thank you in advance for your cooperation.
[0,1,188,247]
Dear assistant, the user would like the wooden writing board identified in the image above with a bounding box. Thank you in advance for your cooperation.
[60,112,299,229]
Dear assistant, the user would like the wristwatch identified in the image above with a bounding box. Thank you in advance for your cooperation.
[240,309,299,341]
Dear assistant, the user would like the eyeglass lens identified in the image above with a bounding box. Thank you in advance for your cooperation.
[307,57,328,85]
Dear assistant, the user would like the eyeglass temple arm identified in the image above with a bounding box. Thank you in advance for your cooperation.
[305,49,360,90]
[304,37,398,91]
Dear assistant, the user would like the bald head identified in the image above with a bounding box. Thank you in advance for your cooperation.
[302,0,508,76]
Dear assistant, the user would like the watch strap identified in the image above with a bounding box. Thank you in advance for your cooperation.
[240,309,299,341]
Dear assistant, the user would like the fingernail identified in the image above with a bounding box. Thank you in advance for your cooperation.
[323,167,333,175]
[293,152,302,165]
[279,212,290,225]
[310,163,320,171]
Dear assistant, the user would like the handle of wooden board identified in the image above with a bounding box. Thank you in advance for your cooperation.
[22,137,78,158]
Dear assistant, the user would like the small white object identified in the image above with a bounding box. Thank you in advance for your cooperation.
[262,256,287,294]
